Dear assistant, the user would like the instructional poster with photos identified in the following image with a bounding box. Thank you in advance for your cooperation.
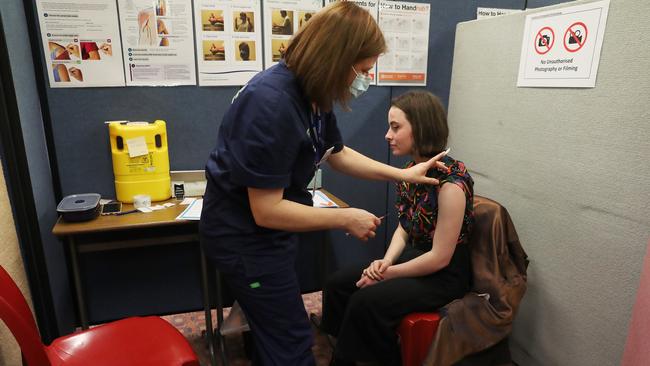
[263,0,322,69]
[327,0,379,84]
[194,0,263,86]
[377,0,430,86]
[118,0,197,86]
[36,0,125,87]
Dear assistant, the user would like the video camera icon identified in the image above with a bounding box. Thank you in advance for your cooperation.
[568,30,583,44]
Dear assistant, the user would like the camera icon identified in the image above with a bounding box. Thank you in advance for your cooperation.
[538,35,551,47]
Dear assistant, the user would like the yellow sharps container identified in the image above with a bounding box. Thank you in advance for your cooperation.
[109,120,171,203]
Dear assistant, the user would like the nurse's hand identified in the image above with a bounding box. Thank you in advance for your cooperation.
[343,208,380,242]
[402,150,449,185]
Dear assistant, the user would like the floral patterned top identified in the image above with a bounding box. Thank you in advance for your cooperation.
[396,155,474,249]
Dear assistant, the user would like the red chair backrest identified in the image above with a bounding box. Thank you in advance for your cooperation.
[0,266,51,366]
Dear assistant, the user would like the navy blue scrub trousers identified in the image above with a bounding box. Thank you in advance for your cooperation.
[222,265,316,366]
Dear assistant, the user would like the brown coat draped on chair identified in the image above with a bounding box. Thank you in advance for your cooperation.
[424,196,529,366]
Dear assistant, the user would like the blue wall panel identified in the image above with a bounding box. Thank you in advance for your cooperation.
[81,242,203,322]
[48,86,239,197]
[323,86,393,269]
[1,0,75,335]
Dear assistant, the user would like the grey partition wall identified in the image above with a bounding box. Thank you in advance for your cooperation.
[447,0,650,365]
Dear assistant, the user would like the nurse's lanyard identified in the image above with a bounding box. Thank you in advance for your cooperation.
[309,109,323,194]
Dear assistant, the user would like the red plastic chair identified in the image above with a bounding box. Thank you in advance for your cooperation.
[398,196,521,366]
[0,265,200,366]
[398,312,441,366]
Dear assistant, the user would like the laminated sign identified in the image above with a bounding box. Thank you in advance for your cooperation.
[517,0,610,88]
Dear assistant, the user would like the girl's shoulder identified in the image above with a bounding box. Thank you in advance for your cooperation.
[441,156,471,179]
[436,156,474,196]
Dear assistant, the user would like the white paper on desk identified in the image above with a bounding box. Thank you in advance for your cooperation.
[176,198,203,220]
[310,190,338,208]
[180,197,196,205]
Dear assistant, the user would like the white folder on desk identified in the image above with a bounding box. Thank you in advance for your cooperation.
[176,199,203,220]
[310,190,338,208]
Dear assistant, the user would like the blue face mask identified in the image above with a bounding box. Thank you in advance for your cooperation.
[349,66,372,98]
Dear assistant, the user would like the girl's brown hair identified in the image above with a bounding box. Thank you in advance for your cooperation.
[391,91,448,158]
[284,2,386,111]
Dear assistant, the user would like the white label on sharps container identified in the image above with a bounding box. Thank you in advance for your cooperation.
[126,136,149,158]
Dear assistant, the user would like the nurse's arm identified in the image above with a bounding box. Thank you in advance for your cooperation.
[248,187,380,241]
[327,146,447,184]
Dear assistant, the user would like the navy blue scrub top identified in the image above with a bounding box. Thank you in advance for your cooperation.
[200,61,343,277]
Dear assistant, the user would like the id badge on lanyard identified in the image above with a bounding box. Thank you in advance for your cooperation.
[309,109,333,194]
[309,109,333,167]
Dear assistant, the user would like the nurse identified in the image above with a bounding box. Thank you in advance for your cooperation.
[200,2,447,365]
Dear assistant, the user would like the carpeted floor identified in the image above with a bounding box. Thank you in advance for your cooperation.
[161,291,332,366]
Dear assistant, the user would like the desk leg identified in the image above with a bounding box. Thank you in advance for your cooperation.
[215,269,228,366]
[68,237,89,329]
[200,245,218,366]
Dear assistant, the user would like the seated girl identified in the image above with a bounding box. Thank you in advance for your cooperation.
[321,90,474,366]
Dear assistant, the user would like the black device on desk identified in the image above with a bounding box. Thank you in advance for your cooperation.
[101,201,123,215]
[57,193,102,222]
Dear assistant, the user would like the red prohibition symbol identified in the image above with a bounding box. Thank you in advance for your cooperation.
[564,21,588,52]
[534,26,555,55]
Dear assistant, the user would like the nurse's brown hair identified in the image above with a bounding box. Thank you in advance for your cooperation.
[391,91,448,158]
[283,2,385,112]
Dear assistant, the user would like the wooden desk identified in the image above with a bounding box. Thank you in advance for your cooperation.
[52,190,347,331]
[53,200,199,330]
